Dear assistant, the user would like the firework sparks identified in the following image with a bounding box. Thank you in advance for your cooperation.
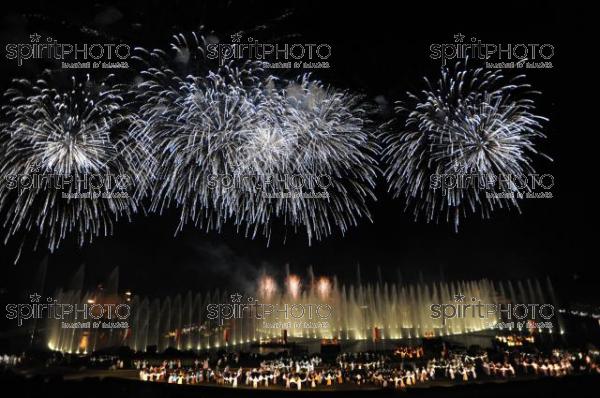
[130,33,379,244]
[0,73,149,254]
[270,76,379,243]
[381,63,550,230]
[130,60,277,233]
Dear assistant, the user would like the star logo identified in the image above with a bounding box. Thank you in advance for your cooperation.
[30,33,41,43]
[30,293,41,303]
[231,32,242,43]
[454,33,465,43]
[454,293,465,303]
[230,293,242,303]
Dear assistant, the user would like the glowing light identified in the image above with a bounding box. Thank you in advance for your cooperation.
[259,276,277,299]
[286,275,302,299]
[316,277,332,300]
[78,335,88,352]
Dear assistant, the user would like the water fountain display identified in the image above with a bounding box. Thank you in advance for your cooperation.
[45,266,127,353]
[43,265,564,354]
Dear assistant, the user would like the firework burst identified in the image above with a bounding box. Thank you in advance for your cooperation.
[133,62,278,233]
[0,73,149,255]
[266,76,379,242]
[130,33,379,244]
[381,63,550,230]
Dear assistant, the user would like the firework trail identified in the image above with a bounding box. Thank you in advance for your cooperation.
[381,62,550,230]
[130,33,378,243]
[0,73,150,255]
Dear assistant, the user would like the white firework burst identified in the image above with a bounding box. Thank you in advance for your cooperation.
[0,73,150,254]
[129,33,379,243]
[268,76,379,242]
[381,63,550,230]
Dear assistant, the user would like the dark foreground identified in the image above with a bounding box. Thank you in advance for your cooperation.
[2,370,599,398]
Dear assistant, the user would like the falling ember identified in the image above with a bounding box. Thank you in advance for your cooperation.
[316,277,332,300]
[259,276,277,299]
[286,275,302,299]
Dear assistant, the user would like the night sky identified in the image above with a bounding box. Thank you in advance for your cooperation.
[0,1,591,305]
